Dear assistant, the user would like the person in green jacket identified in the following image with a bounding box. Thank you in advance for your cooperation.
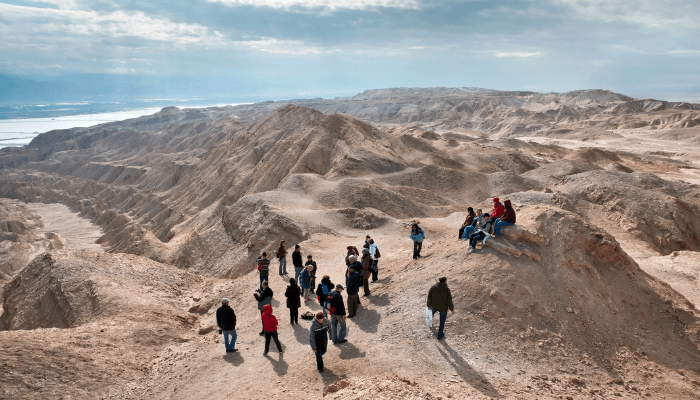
[427,277,455,340]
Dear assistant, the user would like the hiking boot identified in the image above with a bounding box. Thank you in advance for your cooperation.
[259,331,265,336]
[263,352,268,356]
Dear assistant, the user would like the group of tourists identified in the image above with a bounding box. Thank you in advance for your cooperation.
[458,197,516,253]
[216,197,513,372]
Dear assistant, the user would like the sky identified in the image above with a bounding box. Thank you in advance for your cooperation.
[0,0,699,101]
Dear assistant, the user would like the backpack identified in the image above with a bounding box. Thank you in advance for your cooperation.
[322,283,329,296]
[374,246,381,258]
[324,291,336,314]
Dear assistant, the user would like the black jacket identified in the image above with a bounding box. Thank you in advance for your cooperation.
[292,250,303,268]
[317,278,334,304]
[285,284,301,309]
[346,271,361,296]
[254,287,273,311]
[216,304,236,331]
[327,290,346,316]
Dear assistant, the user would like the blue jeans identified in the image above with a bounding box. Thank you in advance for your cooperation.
[294,267,303,285]
[432,310,448,339]
[331,315,346,343]
[223,329,237,350]
[413,241,422,259]
[279,257,287,274]
[461,225,475,239]
[259,273,268,290]
[494,219,513,236]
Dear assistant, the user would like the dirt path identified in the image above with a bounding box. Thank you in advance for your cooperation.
[26,202,104,255]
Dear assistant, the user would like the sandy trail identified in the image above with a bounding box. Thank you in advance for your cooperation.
[26,202,104,254]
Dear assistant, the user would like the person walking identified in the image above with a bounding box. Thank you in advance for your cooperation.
[427,277,455,340]
[256,252,270,291]
[254,281,273,336]
[309,312,332,372]
[216,298,237,353]
[305,255,317,294]
[410,223,425,260]
[316,275,334,318]
[301,264,314,302]
[493,199,516,237]
[346,265,361,317]
[292,244,303,281]
[284,278,301,324]
[327,285,347,344]
[459,207,476,240]
[368,239,380,282]
[277,240,288,276]
[360,248,372,296]
[261,304,283,355]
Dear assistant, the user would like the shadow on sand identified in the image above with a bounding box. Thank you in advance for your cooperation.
[223,352,245,367]
[436,342,502,399]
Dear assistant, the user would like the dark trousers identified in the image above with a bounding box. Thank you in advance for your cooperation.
[371,260,378,281]
[264,331,282,353]
[363,276,371,295]
[315,345,327,371]
[432,310,448,339]
[259,273,268,291]
[469,231,486,249]
[413,241,422,259]
[458,226,465,239]
[289,307,298,323]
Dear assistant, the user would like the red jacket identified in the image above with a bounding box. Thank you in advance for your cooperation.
[261,304,278,332]
[491,203,504,219]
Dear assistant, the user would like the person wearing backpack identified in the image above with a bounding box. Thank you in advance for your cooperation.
[309,312,332,372]
[254,281,273,336]
[277,240,287,276]
[317,275,334,318]
[360,248,372,296]
[256,252,271,291]
[216,298,237,353]
[261,304,283,356]
[427,277,455,340]
[410,223,425,260]
[305,255,317,294]
[326,285,347,344]
[284,278,301,325]
[368,239,380,282]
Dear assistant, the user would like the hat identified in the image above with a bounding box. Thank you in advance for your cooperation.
[221,298,229,304]
[335,284,344,290]
[493,197,500,203]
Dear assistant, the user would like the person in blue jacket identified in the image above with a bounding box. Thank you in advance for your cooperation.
[301,264,314,302]
[410,223,425,260]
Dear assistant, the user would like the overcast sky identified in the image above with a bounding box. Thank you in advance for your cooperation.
[1,0,699,100]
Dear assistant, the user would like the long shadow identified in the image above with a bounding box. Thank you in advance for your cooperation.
[321,368,343,386]
[223,352,245,367]
[436,342,502,399]
[264,352,289,376]
[337,341,366,360]
[293,323,309,345]
[352,308,380,333]
[367,293,390,307]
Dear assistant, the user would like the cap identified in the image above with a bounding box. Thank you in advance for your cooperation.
[335,284,344,290]
[221,298,229,304]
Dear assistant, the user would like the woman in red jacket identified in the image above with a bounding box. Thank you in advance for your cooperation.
[493,199,516,237]
[490,197,504,220]
[261,304,283,355]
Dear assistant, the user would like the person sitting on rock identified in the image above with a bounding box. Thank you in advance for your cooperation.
[254,281,273,336]
[493,199,516,237]
[410,223,425,260]
[261,304,283,356]
[468,214,493,253]
[458,207,476,240]
[461,208,483,240]
[301,265,314,302]
[284,278,301,324]
[490,197,504,232]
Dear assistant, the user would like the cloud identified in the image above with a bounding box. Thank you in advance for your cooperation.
[552,0,700,29]
[491,51,545,58]
[208,0,421,12]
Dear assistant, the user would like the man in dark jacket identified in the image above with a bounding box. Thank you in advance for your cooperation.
[327,285,347,344]
[317,275,334,317]
[309,312,332,372]
[254,281,273,336]
[216,298,237,353]
[427,277,455,340]
[292,244,303,284]
[346,266,362,317]
[360,248,372,296]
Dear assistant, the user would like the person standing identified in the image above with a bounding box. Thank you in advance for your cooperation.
[254,281,273,336]
[292,244,303,281]
[301,265,314,302]
[305,255,317,294]
[316,275,334,318]
[256,252,270,291]
[410,223,425,260]
[216,298,237,353]
[328,285,347,344]
[309,312,332,372]
[459,207,476,240]
[368,239,380,282]
[360,248,372,296]
[261,304,283,355]
[277,240,288,275]
[427,277,455,340]
[346,266,361,317]
[284,278,301,324]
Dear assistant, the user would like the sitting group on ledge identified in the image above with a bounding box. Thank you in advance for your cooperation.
[458,197,516,254]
